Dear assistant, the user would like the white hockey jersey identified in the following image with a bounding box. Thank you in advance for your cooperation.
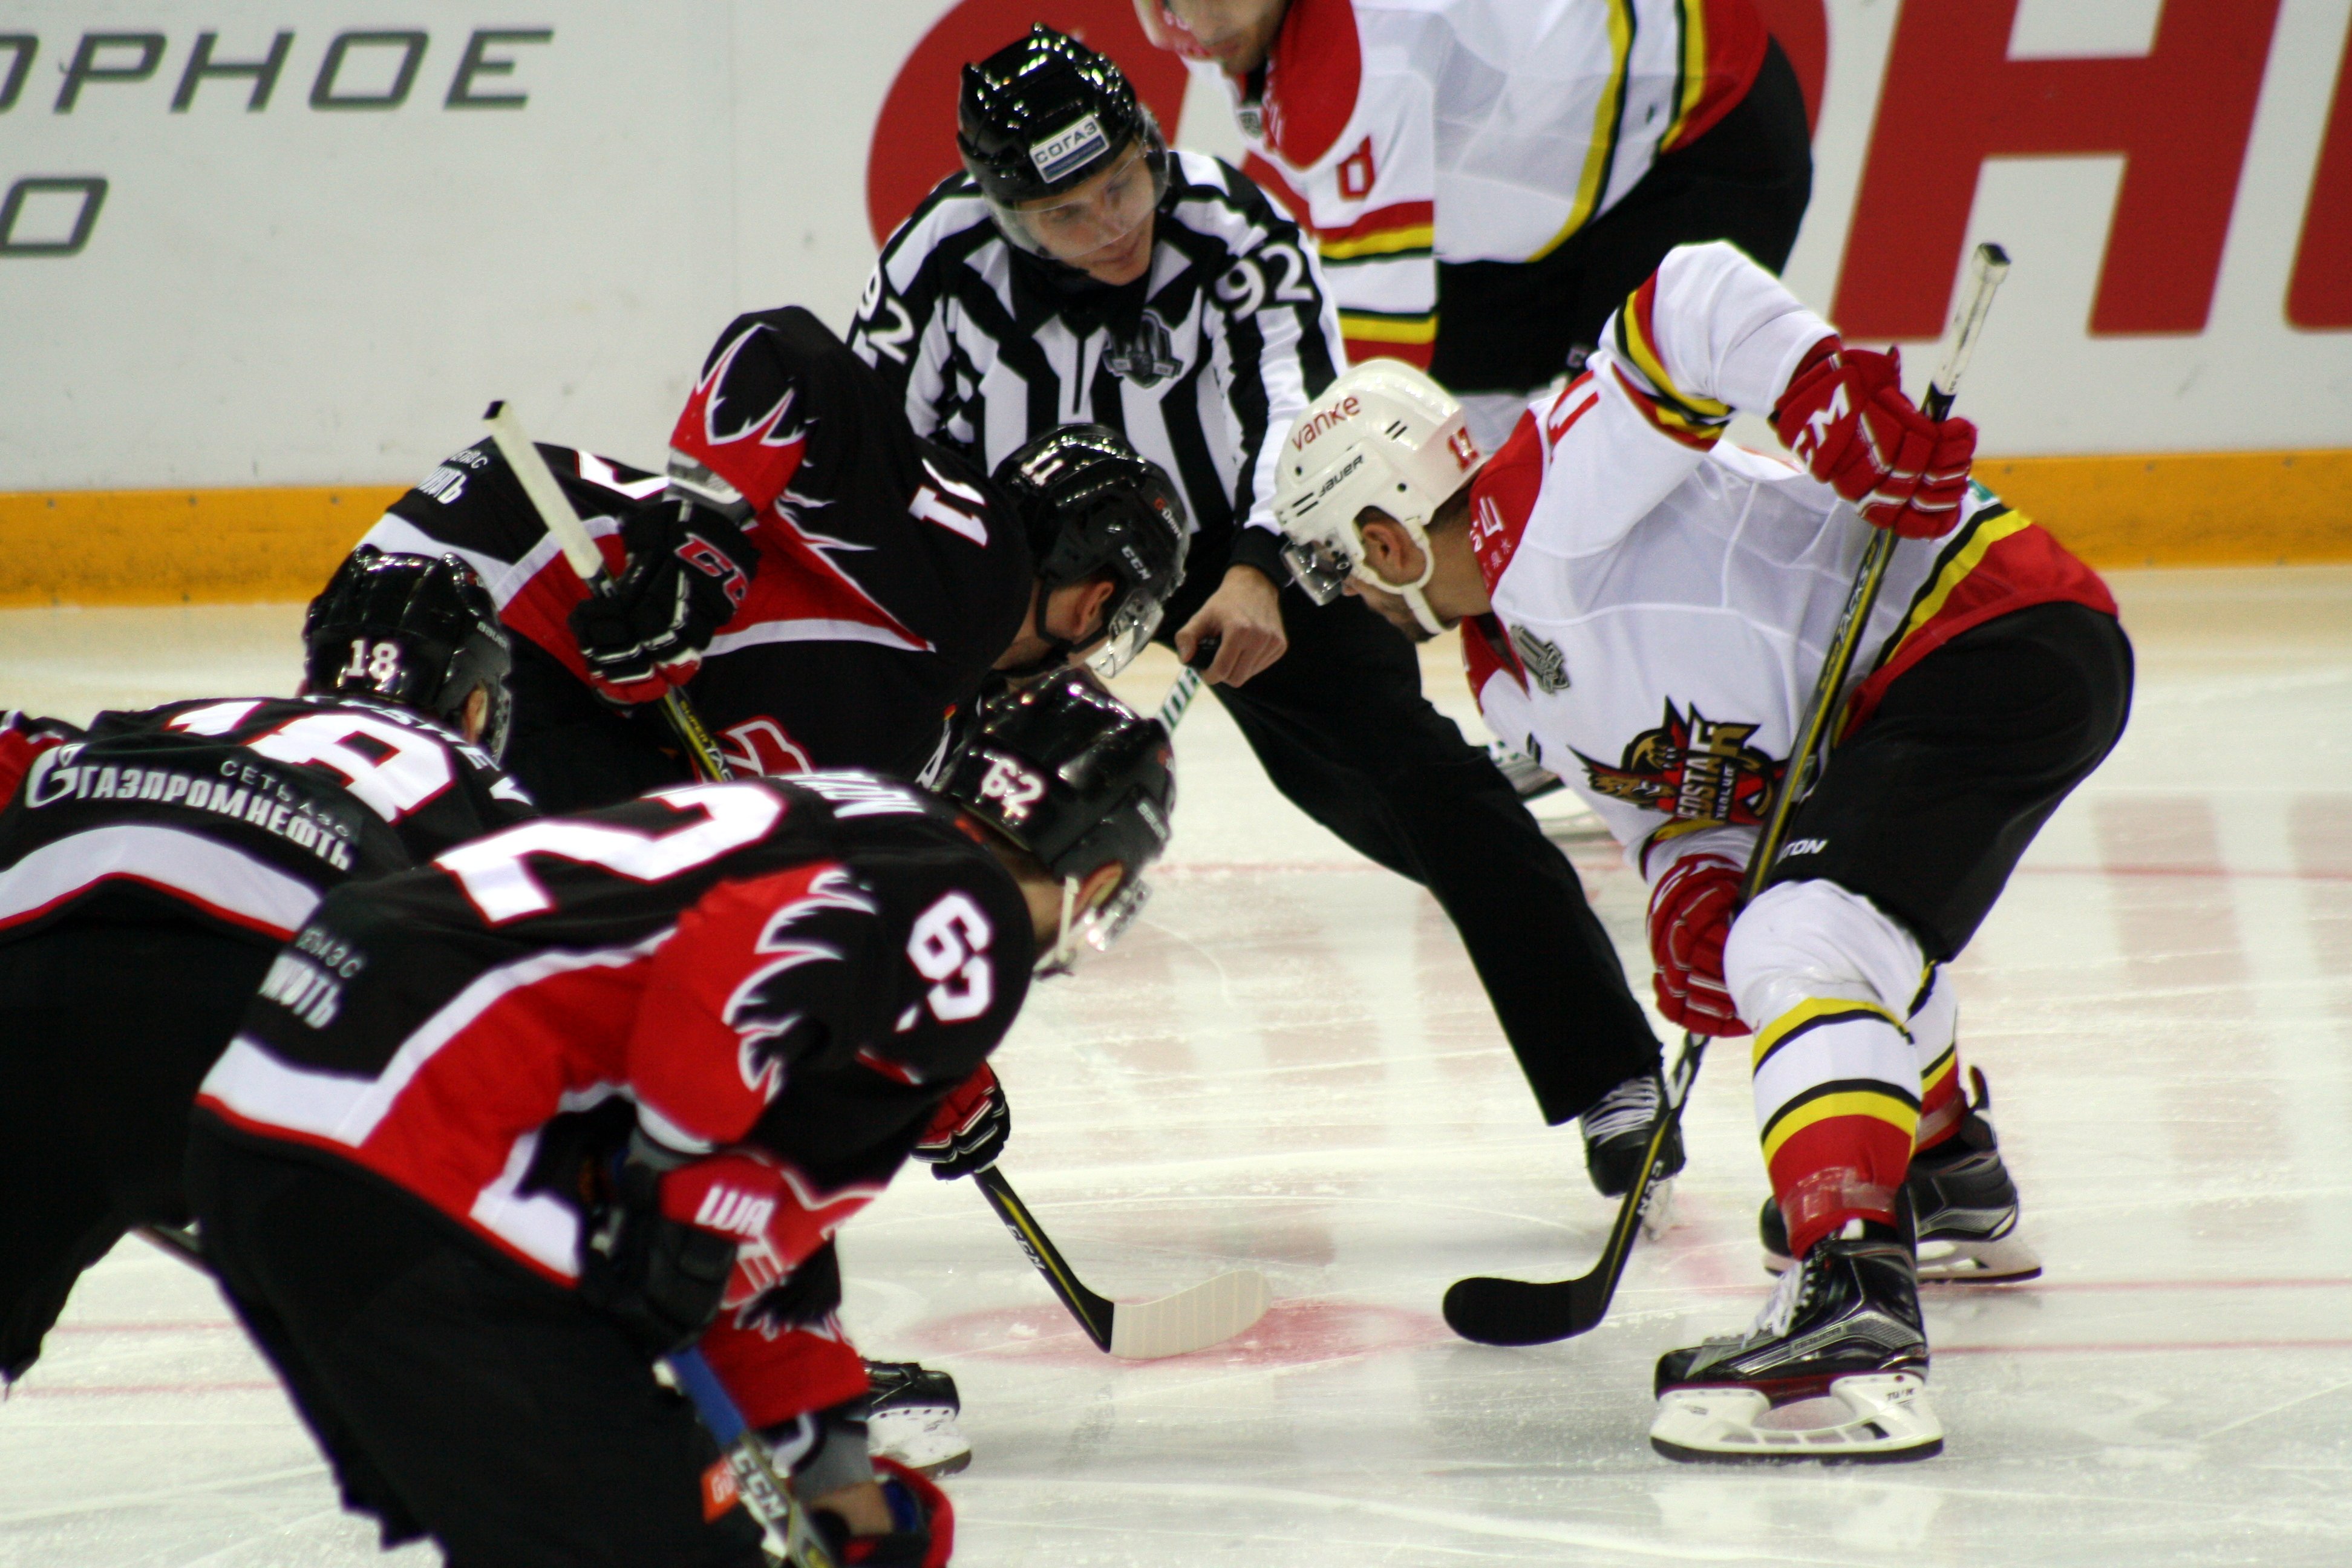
[1181,0,1766,367]
[1460,244,2115,882]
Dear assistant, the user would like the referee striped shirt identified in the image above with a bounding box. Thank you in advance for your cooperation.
[848,151,1345,587]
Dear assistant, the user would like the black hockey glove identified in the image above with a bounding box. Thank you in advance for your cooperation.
[575,1151,737,1357]
[910,1062,1009,1180]
[567,496,759,706]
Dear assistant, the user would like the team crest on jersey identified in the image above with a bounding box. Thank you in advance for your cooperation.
[1573,700,1782,828]
[1509,626,1569,693]
[1105,312,1183,388]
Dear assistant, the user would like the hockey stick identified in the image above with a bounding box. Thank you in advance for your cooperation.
[481,400,736,784]
[1154,635,1219,730]
[667,1347,838,1568]
[974,1165,1271,1357]
[140,1223,831,1565]
[979,636,1269,1358]
[1440,244,2013,1348]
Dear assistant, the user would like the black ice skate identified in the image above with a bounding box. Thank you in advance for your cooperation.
[863,1359,970,1477]
[1651,1220,1942,1463]
[1581,1071,1685,1228]
[1759,1069,2040,1283]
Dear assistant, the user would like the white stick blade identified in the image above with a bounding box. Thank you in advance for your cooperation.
[1106,1269,1270,1359]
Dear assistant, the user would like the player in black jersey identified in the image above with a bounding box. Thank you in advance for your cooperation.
[0,550,531,1383]
[357,308,1185,814]
[185,675,1172,1567]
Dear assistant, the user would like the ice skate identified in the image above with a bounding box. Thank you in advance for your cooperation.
[1652,1220,1942,1463]
[1581,1071,1684,1216]
[1759,1070,2040,1282]
[863,1359,971,1477]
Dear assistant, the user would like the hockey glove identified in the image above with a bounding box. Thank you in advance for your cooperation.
[808,1457,956,1568]
[1646,853,1750,1037]
[910,1063,1008,1181]
[567,497,759,705]
[1770,341,1976,540]
[579,1145,872,1356]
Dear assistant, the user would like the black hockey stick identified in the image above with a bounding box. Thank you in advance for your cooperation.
[482,400,737,785]
[974,1166,1269,1357]
[1440,244,2013,1348]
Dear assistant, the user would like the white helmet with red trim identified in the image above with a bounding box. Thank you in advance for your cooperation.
[1270,361,1486,635]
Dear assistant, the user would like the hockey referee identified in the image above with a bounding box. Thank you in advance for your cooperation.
[848,25,1673,1190]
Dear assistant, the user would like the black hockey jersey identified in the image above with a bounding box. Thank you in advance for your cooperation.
[196,774,1034,1287]
[0,696,532,947]
[359,310,1036,804]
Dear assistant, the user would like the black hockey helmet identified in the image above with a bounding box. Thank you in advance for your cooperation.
[938,668,1175,975]
[303,546,515,760]
[957,25,1170,260]
[996,423,1187,676]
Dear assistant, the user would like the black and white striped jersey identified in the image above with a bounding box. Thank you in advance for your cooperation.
[0,695,533,947]
[848,151,1345,587]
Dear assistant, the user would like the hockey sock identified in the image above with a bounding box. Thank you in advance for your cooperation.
[1906,967,1966,1154]
[1754,997,1921,1259]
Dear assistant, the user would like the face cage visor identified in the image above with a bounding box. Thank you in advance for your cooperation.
[987,142,1169,267]
[1083,587,1166,678]
[1036,869,1152,978]
[1279,534,1357,607]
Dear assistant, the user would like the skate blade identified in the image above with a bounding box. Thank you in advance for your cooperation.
[1763,1232,2042,1285]
[867,1407,972,1477]
[1638,1177,1677,1240]
[1917,1231,2041,1284]
[1650,1373,1942,1464]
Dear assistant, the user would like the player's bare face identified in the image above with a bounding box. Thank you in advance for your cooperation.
[1156,0,1287,74]
[1343,578,1436,644]
[1018,145,1160,286]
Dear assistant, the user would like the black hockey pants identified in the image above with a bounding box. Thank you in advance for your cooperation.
[185,1127,768,1568]
[1168,580,1662,1124]
[0,915,270,1379]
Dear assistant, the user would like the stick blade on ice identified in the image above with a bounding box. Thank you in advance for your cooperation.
[1106,1268,1271,1359]
[1440,1271,1609,1347]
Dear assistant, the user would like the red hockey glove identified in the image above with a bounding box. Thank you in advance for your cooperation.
[1647,853,1750,1037]
[567,496,759,705]
[1771,342,1976,539]
[910,1063,1009,1181]
[808,1457,955,1568]
[0,711,78,805]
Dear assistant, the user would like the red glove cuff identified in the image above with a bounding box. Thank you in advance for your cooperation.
[1647,854,1749,1036]
[918,1062,999,1146]
[659,1152,880,1311]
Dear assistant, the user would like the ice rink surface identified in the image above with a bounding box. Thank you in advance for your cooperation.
[2,565,2349,1567]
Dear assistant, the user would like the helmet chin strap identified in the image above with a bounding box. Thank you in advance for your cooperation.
[1355,520,1448,636]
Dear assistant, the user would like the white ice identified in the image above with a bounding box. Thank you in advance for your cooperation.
[3,566,2349,1566]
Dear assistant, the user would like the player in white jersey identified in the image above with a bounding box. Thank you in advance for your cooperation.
[1140,0,1812,446]
[1271,242,2132,1460]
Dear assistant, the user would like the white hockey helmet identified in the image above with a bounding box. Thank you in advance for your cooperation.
[1270,361,1485,635]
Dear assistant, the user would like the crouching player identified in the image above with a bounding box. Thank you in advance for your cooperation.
[0,549,530,1385]
[1270,242,2131,1460]
[186,675,1174,1563]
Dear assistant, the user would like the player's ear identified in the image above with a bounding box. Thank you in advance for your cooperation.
[1075,860,1128,920]
[462,686,491,743]
[1355,512,1413,581]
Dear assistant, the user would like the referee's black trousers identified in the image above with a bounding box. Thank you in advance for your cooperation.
[1174,582,1661,1123]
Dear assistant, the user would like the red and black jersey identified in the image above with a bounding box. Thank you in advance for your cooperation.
[359,309,1036,797]
[0,696,532,948]
[196,774,1034,1288]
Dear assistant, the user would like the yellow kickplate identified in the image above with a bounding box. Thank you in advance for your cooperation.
[0,486,402,608]
[1979,449,2352,569]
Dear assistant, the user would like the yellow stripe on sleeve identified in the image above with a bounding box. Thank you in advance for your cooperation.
[1666,0,1708,149]
[1761,1089,1921,1166]
[1621,291,1732,420]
